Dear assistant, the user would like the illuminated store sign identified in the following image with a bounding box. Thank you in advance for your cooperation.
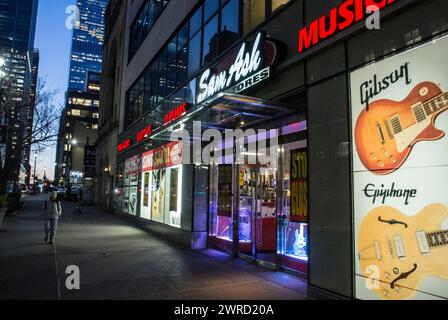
[118,139,132,152]
[350,36,448,300]
[290,148,308,223]
[142,141,183,172]
[164,103,188,125]
[124,155,141,175]
[197,32,279,104]
[137,125,154,142]
[298,0,397,53]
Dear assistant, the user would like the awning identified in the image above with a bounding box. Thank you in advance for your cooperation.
[149,93,299,142]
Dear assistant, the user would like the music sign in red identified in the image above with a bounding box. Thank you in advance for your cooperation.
[136,125,153,142]
[298,0,396,53]
[118,139,132,152]
[164,102,187,125]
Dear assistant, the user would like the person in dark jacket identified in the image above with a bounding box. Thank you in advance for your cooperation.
[43,191,62,244]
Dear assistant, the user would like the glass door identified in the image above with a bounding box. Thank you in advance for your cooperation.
[255,164,277,266]
[237,162,278,266]
[238,165,257,257]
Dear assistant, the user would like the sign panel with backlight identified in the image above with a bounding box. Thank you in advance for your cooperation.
[350,36,448,300]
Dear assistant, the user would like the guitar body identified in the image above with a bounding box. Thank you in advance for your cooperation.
[355,82,445,175]
[357,204,448,300]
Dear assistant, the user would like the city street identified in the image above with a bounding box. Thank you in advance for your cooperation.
[0,194,317,300]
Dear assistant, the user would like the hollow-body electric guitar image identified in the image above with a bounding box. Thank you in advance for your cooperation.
[355,82,448,175]
[357,204,448,300]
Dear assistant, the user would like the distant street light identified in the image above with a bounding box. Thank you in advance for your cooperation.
[70,139,78,145]
[33,153,38,187]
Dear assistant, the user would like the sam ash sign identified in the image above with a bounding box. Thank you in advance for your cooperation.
[197,32,279,104]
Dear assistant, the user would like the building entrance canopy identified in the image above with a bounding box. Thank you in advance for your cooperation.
[150,93,298,143]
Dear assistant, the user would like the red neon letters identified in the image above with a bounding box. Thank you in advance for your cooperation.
[118,139,132,152]
[136,125,153,142]
[298,0,396,53]
[164,102,187,125]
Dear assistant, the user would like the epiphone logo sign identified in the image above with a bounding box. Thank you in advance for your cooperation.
[363,183,417,205]
[197,32,277,104]
[298,0,397,53]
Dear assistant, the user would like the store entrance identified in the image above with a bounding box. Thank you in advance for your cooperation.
[190,92,308,274]
[238,163,277,266]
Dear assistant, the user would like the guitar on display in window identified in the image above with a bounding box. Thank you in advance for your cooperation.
[355,82,448,175]
[358,204,448,300]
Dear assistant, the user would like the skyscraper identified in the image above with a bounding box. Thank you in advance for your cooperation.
[68,0,109,92]
[55,0,108,187]
[23,49,40,184]
[0,0,39,187]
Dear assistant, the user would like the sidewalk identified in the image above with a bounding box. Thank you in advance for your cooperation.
[0,193,317,300]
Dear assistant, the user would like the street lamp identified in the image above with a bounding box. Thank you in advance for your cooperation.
[33,153,37,191]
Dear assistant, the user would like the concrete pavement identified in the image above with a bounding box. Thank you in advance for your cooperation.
[0,193,320,300]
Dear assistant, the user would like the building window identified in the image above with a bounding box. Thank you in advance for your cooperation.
[271,0,290,12]
[221,0,240,52]
[124,0,245,130]
[202,14,219,65]
[243,0,265,35]
[129,0,170,61]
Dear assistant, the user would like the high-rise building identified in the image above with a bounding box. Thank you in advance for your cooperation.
[23,49,40,184]
[67,0,109,92]
[0,0,39,187]
[55,72,100,185]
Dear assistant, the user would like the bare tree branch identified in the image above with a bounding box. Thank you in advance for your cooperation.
[0,76,61,186]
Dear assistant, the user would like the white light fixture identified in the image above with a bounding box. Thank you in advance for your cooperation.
[0,57,5,67]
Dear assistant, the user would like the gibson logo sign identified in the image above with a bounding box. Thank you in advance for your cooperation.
[298,0,397,53]
[197,32,276,104]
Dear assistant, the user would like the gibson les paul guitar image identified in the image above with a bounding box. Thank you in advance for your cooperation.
[355,82,448,175]
[357,204,448,300]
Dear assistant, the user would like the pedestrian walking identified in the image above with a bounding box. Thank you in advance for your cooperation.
[43,191,62,245]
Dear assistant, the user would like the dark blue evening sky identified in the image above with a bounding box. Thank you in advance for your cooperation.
[34,0,75,180]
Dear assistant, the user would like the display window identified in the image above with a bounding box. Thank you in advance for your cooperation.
[122,155,140,216]
[278,141,308,274]
[141,142,183,228]
[350,36,448,300]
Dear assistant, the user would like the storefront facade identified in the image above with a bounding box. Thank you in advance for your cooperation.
[111,0,448,299]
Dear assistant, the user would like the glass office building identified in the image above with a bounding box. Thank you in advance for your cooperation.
[0,0,39,183]
[68,0,109,91]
